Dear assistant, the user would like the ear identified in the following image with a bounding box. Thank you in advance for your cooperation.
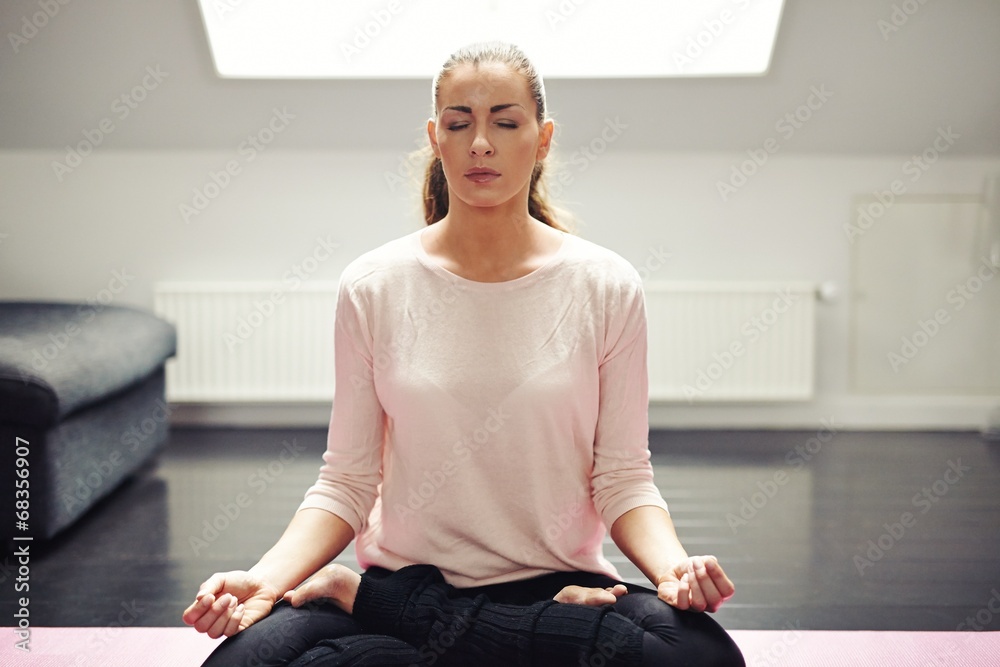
[536,118,555,161]
[427,118,441,158]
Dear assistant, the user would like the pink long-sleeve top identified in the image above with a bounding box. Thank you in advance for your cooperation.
[299,225,668,588]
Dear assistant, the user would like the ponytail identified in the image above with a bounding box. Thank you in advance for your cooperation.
[526,162,570,232]
[422,156,449,225]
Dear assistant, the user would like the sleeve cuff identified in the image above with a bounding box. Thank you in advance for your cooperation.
[296,497,364,534]
[602,496,670,531]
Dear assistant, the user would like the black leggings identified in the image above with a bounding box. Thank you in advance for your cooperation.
[200,565,745,666]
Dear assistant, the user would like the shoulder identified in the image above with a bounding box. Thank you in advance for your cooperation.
[560,233,643,294]
[338,228,422,294]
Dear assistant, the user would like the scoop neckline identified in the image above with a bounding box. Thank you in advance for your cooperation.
[413,226,571,291]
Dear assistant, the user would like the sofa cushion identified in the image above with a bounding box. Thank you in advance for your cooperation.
[0,302,176,427]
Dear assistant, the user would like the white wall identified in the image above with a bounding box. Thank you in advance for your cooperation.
[2,147,998,430]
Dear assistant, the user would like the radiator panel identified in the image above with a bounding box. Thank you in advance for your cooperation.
[154,282,338,402]
[645,282,816,402]
[155,281,816,404]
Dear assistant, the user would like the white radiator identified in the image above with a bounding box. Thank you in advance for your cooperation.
[154,282,338,402]
[644,281,816,402]
[155,281,817,404]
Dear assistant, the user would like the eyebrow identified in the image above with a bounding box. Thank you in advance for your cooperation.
[444,103,525,114]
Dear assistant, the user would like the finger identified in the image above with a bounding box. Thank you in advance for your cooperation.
[674,573,690,610]
[692,558,724,611]
[608,584,628,599]
[580,591,617,606]
[686,562,707,612]
[555,586,618,606]
[704,557,736,600]
[224,604,245,637]
[196,594,232,636]
[656,581,674,607]
[206,595,238,639]
[182,593,214,626]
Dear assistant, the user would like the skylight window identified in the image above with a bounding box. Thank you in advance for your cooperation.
[198,0,785,79]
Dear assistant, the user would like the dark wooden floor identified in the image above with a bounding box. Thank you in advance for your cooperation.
[3,427,999,633]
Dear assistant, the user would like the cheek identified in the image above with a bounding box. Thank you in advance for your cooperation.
[511,135,543,169]
[437,134,473,168]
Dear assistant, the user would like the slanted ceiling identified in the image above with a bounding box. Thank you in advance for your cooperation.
[1,0,998,155]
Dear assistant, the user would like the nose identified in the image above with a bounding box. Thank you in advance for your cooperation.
[470,131,494,157]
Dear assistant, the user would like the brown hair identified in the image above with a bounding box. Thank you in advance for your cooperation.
[423,42,570,233]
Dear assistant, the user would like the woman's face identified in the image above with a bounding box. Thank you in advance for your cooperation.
[429,62,553,214]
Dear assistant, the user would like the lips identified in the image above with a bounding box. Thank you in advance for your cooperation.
[464,167,500,183]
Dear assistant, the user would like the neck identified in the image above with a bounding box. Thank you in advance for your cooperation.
[435,189,541,267]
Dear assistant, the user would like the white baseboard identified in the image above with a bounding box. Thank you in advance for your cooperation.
[169,402,332,428]
[648,395,1000,431]
[168,396,1000,432]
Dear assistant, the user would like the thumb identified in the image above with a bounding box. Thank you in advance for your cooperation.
[663,573,693,610]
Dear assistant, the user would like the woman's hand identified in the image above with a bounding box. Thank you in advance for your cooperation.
[655,555,734,613]
[553,584,629,606]
[283,563,362,615]
[182,571,280,638]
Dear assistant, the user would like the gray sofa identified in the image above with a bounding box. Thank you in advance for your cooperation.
[0,301,176,546]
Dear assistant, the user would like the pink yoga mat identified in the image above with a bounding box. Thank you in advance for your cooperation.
[729,629,1000,666]
[2,627,998,665]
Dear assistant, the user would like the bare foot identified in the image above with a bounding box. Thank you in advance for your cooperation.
[553,584,628,606]
[283,563,362,615]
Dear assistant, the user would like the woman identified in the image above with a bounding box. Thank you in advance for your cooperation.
[184,42,745,666]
